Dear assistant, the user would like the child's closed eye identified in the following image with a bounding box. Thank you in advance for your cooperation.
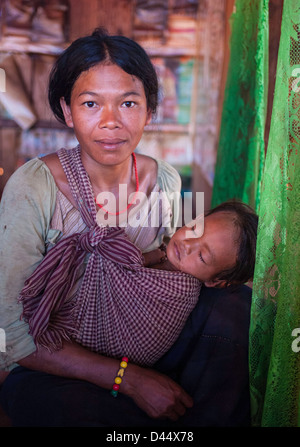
[199,252,205,263]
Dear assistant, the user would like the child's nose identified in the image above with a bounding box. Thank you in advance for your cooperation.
[181,239,198,256]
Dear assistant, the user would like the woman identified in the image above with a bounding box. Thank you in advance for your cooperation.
[0,29,193,423]
[0,29,252,428]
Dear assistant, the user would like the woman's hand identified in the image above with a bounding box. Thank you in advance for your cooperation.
[19,341,192,422]
[124,364,193,421]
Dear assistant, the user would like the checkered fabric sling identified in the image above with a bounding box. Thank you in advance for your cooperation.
[19,146,201,366]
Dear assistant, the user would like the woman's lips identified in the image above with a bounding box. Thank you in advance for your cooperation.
[95,139,126,149]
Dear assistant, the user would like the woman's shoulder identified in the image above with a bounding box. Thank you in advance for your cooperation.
[41,152,77,208]
[0,156,58,224]
[4,157,56,194]
[41,152,66,188]
[156,158,181,194]
[136,153,181,194]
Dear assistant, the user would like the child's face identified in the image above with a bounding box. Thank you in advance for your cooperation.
[167,212,238,286]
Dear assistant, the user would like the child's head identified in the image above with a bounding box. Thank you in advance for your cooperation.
[48,28,159,125]
[166,200,258,287]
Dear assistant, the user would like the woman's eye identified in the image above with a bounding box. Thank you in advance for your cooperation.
[84,101,96,108]
[122,101,135,108]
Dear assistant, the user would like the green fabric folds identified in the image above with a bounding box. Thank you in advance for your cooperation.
[211,0,268,212]
[249,0,300,427]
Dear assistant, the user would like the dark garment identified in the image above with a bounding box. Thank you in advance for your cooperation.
[155,284,252,427]
[0,285,252,427]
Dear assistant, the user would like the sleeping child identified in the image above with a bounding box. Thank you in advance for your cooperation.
[144,200,258,288]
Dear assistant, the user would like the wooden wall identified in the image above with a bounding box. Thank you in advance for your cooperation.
[68,0,135,39]
[0,127,20,195]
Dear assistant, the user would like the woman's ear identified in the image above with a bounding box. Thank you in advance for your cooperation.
[145,109,152,126]
[60,97,74,128]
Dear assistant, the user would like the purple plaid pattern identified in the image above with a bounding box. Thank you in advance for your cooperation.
[19,146,201,366]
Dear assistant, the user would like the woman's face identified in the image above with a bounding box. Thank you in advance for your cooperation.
[60,63,152,167]
[167,212,239,286]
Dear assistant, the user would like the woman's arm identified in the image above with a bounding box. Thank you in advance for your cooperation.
[18,341,193,421]
[0,159,58,371]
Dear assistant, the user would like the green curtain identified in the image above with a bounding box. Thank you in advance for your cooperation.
[249,0,300,427]
[211,0,268,212]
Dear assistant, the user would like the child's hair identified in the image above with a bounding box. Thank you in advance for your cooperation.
[48,27,159,124]
[205,200,258,285]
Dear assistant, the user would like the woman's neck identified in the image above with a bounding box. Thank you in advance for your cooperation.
[81,152,134,196]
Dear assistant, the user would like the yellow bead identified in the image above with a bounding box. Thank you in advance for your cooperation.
[115,376,122,385]
[120,361,127,369]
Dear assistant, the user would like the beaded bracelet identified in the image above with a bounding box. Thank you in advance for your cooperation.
[111,356,129,397]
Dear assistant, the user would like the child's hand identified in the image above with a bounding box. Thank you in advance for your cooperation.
[142,244,167,267]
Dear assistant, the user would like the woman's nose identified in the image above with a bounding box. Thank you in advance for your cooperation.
[98,105,121,129]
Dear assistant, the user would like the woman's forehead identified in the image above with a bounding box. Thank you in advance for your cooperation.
[72,63,145,94]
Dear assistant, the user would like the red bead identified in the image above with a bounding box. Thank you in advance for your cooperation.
[113,384,120,391]
[122,356,128,363]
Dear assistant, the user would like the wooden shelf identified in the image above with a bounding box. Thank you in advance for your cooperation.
[141,44,197,58]
[0,36,198,58]
[0,37,66,56]
[145,123,190,133]
[0,118,70,130]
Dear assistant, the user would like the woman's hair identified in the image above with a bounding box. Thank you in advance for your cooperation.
[205,200,259,285]
[48,28,159,124]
